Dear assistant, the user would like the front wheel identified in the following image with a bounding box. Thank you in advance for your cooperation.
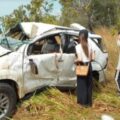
[0,83,17,120]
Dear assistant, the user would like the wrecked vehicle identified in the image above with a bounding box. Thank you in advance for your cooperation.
[0,22,108,119]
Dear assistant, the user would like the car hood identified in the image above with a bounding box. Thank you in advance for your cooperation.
[0,46,11,57]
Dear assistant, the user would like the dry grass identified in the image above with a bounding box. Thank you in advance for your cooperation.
[13,27,120,120]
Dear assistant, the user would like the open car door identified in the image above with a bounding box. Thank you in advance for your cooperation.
[54,34,77,87]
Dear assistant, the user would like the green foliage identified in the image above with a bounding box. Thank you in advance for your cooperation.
[0,0,58,31]
[25,0,43,22]
[1,0,120,31]
[14,87,120,120]
[59,0,120,30]
[42,15,60,25]
[59,0,85,26]
[59,0,93,28]
[1,5,28,30]
[90,0,119,26]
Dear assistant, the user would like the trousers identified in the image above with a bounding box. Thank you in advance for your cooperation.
[76,64,93,106]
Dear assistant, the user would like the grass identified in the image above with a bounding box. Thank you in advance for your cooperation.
[13,27,120,120]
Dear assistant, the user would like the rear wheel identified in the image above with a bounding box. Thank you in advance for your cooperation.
[0,83,17,120]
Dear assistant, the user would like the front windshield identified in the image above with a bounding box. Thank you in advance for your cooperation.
[0,37,29,51]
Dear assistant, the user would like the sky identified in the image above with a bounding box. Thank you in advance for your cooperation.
[0,0,61,17]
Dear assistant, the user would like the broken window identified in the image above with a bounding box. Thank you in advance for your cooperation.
[28,34,62,55]
[61,34,78,54]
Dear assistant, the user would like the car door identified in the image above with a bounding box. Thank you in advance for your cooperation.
[55,33,77,87]
[23,35,59,93]
[56,53,76,87]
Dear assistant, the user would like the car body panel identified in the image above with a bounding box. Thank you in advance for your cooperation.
[0,46,11,56]
[0,46,25,98]
[23,53,58,93]
[55,53,76,87]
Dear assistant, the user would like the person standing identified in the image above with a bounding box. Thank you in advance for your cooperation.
[75,29,95,107]
[115,32,120,95]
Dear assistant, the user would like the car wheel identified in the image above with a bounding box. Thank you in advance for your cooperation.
[0,83,17,120]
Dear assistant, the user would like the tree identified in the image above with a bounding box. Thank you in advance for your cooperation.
[59,0,82,26]
[59,0,96,31]
[89,0,119,26]
[0,0,58,31]
[59,0,120,30]
[0,5,28,30]
[42,0,60,24]
[1,0,120,31]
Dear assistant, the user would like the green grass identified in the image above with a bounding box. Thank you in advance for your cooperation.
[13,84,120,120]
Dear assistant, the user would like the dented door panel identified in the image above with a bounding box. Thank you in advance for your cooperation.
[55,53,76,87]
[23,53,58,93]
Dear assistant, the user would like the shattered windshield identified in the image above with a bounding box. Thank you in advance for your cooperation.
[0,36,29,51]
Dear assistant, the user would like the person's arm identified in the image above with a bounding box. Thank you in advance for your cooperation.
[75,56,80,64]
[74,45,81,64]
[92,51,95,61]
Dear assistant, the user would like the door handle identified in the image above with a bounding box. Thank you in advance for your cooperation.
[29,59,38,74]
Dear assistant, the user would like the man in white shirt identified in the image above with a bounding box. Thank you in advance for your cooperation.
[115,32,120,95]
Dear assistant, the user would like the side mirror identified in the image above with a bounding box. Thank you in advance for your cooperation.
[29,59,38,74]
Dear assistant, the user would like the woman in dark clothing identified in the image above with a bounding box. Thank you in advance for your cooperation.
[75,29,95,107]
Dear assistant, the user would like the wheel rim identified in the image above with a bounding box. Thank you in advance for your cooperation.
[0,93,9,119]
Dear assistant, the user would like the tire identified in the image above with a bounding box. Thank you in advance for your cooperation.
[0,83,17,120]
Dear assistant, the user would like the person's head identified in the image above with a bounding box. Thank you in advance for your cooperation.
[79,29,89,57]
[79,29,88,42]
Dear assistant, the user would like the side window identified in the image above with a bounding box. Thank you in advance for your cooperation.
[28,34,62,55]
[62,34,78,54]
[28,40,45,55]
